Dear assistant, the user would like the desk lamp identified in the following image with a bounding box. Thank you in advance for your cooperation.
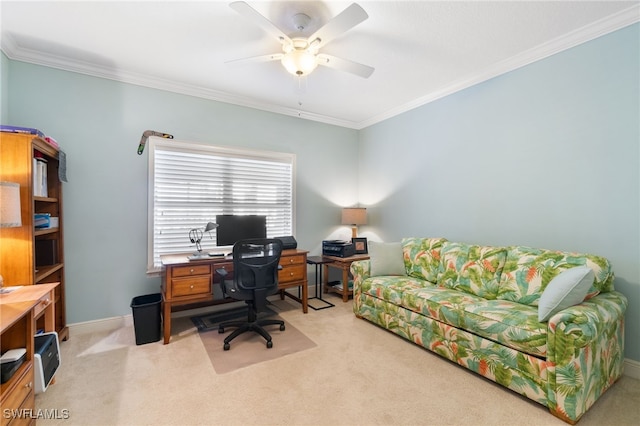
[0,182,22,290]
[189,221,218,259]
[342,207,366,238]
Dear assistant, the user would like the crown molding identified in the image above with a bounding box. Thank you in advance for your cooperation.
[0,33,356,129]
[3,5,638,131]
[355,4,640,129]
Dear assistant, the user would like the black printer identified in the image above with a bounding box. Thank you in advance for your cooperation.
[322,240,355,258]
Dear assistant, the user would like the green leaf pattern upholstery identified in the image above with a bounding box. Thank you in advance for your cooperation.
[496,246,614,306]
[402,237,448,282]
[436,242,507,299]
[351,238,627,424]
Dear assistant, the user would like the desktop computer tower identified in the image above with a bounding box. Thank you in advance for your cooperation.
[34,331,60,394]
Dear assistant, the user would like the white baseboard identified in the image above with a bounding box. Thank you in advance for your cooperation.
[624,358,640,380]
[67,315,640,380]
[68,315,132,336]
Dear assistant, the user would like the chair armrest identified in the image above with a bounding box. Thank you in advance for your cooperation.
[215,268,228,278]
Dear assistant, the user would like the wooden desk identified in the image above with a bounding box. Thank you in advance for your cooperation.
[322,254,369,302]
[0,283,59,426]
[1,284,58,333]
[161,249,308,344]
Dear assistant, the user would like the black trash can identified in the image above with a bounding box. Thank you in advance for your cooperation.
[130,293,162,345]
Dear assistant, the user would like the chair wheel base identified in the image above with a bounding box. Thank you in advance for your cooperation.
[218,309,285,351]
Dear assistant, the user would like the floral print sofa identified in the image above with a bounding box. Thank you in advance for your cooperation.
[351,237,627,424]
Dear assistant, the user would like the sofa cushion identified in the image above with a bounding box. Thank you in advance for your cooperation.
[436,242,507,299]
[462,300,547,357]
[538,266,594,322]
[360,275,431,306]
[369,241,406,276]
[402,286,547,357]
[403,286,487,329]
[496,246,614,307]
[402,237,447,282]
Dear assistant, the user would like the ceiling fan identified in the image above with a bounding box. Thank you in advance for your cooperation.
[228,1,374,78]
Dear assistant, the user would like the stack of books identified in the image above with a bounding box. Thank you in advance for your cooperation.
[1,125,59,149]
[34,213,51,229]
[0,125,45,138]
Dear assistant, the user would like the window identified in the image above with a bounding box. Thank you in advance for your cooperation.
[147,137,295,272]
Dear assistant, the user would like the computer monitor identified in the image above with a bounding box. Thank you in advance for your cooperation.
[215,215,267,247]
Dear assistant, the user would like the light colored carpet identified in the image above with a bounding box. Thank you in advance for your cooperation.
[199,312,316,374]
[36,294,639,425]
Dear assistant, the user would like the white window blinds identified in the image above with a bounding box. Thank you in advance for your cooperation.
[147,138,295,272]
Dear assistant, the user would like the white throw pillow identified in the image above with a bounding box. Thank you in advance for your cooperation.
[369,241,406,277]
[538,266,594,322]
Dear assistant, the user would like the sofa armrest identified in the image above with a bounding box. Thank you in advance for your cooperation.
[350,259,371,285]
[351,259,370,316]
[548,291,627,351]
[546,291,627,422]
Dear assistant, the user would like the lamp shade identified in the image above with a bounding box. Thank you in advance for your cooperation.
[0,181,22,228]
[204,222,218,232]
[281,49,318,76]
[342,207,367,226]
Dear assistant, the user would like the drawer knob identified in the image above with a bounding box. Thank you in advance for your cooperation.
[26,382,32,388]
[190,268,194,274]
[190,285,194,289]
[290,272,294,276]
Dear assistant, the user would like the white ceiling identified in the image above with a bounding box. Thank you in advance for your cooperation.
[1,1,638,129]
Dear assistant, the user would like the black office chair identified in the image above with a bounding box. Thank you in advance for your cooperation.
[216,238,285,350]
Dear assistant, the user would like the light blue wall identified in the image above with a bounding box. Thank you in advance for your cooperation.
[6,62,359,323]
[359,24,639,362]
[1,52,8,122]
[4,24,638,363]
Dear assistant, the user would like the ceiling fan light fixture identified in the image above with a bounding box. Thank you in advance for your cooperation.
[281,49,318,76]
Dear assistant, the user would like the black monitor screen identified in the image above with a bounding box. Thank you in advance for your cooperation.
[216,215,267,246]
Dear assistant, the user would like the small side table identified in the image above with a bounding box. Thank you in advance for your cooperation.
[306,256,335,310]
[322,254,370,302]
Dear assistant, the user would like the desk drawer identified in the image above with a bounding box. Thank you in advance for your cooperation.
[33,292,52,319]
[212,262,233,283]
[172,276,212,297]
[1,365,34,426]
[281,254,305,266]
[7,390,34,426]
[172,264,211,278]
[279,264,306,284]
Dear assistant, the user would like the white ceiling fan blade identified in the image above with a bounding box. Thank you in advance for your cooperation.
[226,53,283,65]
[230,1,292,46]
[317,54,374,78]
[308,3,368,49]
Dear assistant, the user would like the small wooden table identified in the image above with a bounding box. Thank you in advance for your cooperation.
[322,254,369,302]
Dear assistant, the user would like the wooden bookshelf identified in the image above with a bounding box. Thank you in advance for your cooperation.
[0,131,68,341]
